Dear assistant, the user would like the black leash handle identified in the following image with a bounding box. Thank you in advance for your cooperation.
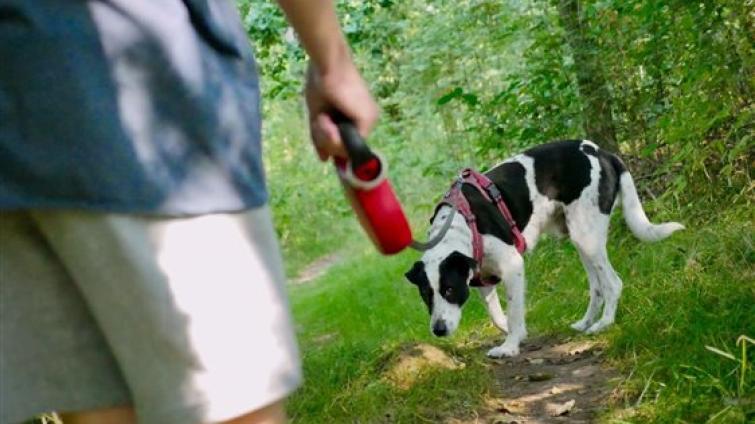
[329,110,376,169]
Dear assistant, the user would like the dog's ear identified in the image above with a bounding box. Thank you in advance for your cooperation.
[404,261,426,285]
[448,251,477,271]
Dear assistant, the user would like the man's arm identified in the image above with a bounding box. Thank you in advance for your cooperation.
[276,0,378,161]
[276,0,350,75]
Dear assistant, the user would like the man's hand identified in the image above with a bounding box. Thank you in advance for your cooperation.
[305,63,379,161]
[276,0,379,161]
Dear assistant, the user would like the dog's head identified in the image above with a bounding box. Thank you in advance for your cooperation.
[404,250,477,337]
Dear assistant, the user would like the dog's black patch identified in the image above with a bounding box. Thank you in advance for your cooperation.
[486,161,532,231]
[525,141,591,205]
[438,251,475,306]
[462,183,516,245]
[405,261,433,313]
[581,143,627,214]
[461,161,531,248]
[430,161,532,237]
[596,153,619,214]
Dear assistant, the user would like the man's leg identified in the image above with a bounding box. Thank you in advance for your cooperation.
[61,401,286,424]
[35,208,301,424]
[60,407,136,424]
[0,212,131,424]
[225,401,287,424]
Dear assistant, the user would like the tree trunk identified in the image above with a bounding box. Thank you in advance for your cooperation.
[558,0,620,153]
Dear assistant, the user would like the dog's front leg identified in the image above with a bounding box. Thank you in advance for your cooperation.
[487,254,526,358]
[477,285,508,333]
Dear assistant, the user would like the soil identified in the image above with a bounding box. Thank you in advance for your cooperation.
[450,336,621,424]
[383,343,466,390]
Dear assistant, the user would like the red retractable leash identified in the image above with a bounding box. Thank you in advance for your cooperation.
[331,112,413,255]
[330,113,526,259]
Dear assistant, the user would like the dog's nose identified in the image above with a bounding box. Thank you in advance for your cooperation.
[432,321,448,337]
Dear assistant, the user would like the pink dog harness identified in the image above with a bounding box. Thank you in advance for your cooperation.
[438,168,527,286]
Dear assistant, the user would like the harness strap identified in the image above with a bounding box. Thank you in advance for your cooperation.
[442,181,484,266]
[460,169,528,255]
[438,168,528,287]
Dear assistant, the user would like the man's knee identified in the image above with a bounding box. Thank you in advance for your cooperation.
[59,400,287,424]
[221,400,287,424]
[59,406,136,424]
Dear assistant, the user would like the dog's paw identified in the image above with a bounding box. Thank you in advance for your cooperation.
[487,343,520,358]
[585,319,612,334]
[570,319,591,332]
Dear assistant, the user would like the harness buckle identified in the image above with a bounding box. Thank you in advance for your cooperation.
[486,184,503,201]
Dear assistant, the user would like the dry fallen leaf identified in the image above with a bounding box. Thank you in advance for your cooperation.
[546,399,576,416]
[491,413,520,424]
[501,400,526,414]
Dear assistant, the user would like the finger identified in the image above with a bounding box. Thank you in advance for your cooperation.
[317,113,347,159]
[309,114,345,162]
[308,116,329,161]
[354,103,380,140]
[316,147,328,161]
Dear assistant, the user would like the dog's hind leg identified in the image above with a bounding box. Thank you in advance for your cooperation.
[567,204,623,334]
[569,229,623,334]
[486,251,526,358]
[477,285,508,333]
[570,248,605,332]
[583,251,622,334]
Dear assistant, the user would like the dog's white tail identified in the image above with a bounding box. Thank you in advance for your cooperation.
[619,171,684,242]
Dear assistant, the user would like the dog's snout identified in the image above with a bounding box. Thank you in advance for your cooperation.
[432,321,448,337]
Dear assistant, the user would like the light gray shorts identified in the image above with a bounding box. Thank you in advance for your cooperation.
[0,207,302,424]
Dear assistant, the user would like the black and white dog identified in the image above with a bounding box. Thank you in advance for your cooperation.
[404,140,684,358]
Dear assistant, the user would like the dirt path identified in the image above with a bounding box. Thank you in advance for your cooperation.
[291,252,343,285]
[292,253,621,422]
[453,336,620,423]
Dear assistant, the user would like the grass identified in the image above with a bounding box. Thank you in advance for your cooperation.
[284,201,754,423]
[286,243,499,423]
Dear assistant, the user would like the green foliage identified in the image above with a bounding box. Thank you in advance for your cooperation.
[237,0,304,98]
[578,0,753,201]
[241,0,751,274]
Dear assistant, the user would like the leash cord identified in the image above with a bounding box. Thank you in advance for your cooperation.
[409,207,457,251]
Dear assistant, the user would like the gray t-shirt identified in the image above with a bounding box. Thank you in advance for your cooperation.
[0,0,267,215]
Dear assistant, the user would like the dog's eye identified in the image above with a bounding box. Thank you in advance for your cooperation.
[444,287,453,297]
